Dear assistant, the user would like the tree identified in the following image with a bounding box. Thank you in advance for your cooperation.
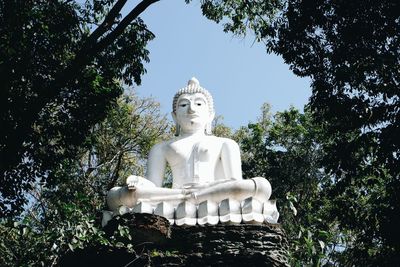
[198,0,400,264]
[0,0,158,217]
[234,105,339,265]
[43,93,171,212]
[0,93,170,266]
[212,115,233,138]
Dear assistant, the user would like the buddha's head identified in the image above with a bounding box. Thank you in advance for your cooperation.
[172,78,215,136]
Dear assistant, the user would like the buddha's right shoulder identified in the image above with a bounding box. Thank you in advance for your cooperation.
[149,140,174,153]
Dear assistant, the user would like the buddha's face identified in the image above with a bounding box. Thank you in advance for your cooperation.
[173,93,214,133]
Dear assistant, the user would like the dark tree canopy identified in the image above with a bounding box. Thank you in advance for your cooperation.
[270,2,400,263]
[199,0,400,264]
[0,0,158,217]
[234,106,336,265]
[199,0,400,172]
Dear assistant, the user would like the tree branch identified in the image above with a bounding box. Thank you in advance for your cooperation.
[108,151,124,190]
[4,0,160,174]
[49,0,159,102]
[88,0,128,43]
[96,0,159,51]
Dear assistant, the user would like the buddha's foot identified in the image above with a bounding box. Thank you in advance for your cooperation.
[102,197,279,227]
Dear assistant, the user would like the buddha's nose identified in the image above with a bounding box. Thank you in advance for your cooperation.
[188,103,196,114]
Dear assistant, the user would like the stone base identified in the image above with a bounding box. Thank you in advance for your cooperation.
[60,213,289,267]
[165,223,289,267]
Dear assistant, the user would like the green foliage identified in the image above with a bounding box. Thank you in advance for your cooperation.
[198,0,400,264]
[0,93,169,266]
[0,201,142,267]
[150,249,179,257]
[233,103,398,265]
[194,0,283,40]
[0,0,157,217]
[0,206,109,266]
[43,93,170,217]
[234,105,333,266]
[212,115,234,138]
[273,2,400,263]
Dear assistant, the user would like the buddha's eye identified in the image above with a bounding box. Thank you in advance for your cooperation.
[179,101,189,107]
[195,99,206,106]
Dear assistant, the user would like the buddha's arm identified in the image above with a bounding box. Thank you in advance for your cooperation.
[221,139,243,180]
[146,143,167,187]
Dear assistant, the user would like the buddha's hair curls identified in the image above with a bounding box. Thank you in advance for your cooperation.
[172,78,214,114]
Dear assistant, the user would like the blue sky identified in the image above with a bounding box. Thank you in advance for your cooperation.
[129,1,311,129]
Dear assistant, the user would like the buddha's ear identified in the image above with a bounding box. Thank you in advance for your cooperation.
[171,112,177,123]
[172,112,181,136]
[209,111,215,123]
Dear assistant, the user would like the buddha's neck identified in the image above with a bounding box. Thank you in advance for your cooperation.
[179,128,206,138]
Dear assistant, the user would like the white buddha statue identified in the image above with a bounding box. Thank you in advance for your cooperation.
[107,78,273,219]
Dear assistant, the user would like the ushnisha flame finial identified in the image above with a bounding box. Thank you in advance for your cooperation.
[188,77,200,86]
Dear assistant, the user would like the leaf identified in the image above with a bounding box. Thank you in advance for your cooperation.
[318,230,329,239]
[318,240,325,250]
[289,201,297,216]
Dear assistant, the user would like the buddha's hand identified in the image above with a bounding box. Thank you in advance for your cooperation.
[126,175,157,190]
[126,175,141,190]
[182,188,198,202]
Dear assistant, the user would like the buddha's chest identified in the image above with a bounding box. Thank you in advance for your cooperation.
[166,138,221,165]
[165,137,222,183]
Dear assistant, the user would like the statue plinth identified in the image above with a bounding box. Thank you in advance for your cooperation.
[103,213,171,245]
[61,213,289,267]
[167,223,289,267]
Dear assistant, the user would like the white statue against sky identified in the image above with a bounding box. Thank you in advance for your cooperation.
[107,78,273,214]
